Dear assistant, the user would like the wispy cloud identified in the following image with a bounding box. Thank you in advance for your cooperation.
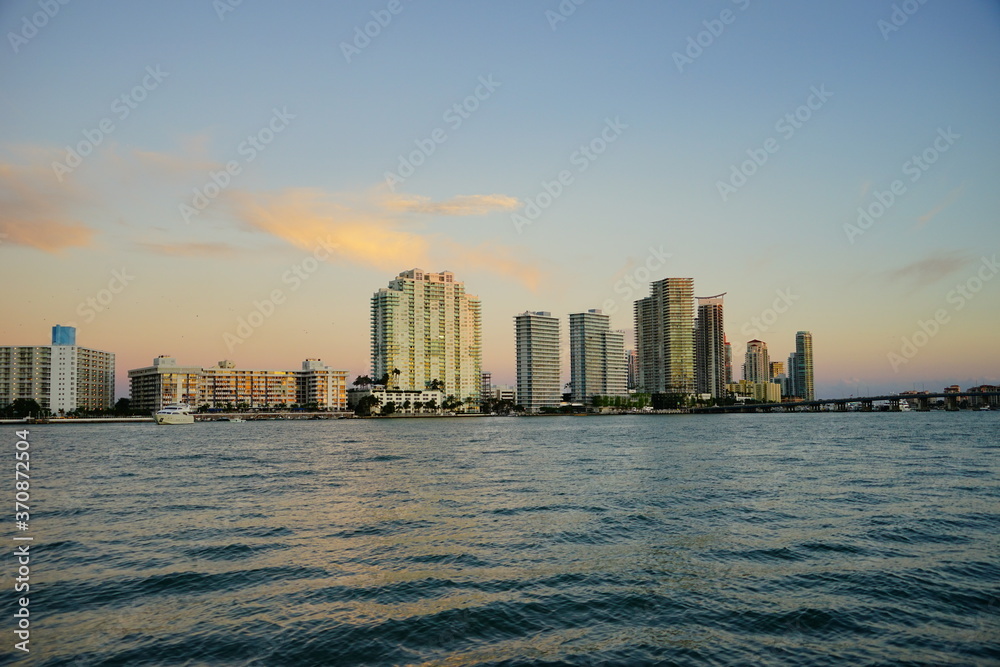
[0,160,95,252]
[914,185,965,229]
[385,193,520,216]
[137,241,241,258]
[884,250,975,290]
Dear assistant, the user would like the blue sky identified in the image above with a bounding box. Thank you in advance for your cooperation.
[1,0,998,398]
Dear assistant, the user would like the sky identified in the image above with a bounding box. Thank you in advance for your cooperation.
[1,0,999,400]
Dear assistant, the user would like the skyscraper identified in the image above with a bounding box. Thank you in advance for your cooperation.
[787,351,800,398]
[634,278,695,394]
[724,338,733,385]
[371,269,482,407]
[695,293,726,398]
[515,311,561,412]
[742,339,770,383]
[793,331,814,400]
[569,309,626,403]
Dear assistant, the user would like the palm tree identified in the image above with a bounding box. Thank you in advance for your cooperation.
[392,368,401,389]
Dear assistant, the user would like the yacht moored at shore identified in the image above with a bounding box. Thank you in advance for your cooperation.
[153,404,195,425]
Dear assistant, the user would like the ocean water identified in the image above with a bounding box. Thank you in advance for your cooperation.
[6,413,999,666]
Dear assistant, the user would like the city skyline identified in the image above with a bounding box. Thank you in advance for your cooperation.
[1,2,998,400]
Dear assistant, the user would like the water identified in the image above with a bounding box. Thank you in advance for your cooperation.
[6,413,999,666]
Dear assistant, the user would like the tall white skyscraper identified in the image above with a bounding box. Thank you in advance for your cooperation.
[371,269,482,406]
[634,278,695,394]
[569,309,626,403]
[515,311,561,412]
[793,331,814,400]
[742,339,770,384]
[695,294,726,398]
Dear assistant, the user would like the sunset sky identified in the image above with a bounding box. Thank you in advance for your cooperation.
[2,1,998,399]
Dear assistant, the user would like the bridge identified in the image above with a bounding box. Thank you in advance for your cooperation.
[692,391,1000,413]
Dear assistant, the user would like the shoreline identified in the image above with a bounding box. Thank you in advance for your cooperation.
[1,408,991,425]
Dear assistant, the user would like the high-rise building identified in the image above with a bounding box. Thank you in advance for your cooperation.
[515,311,561,412]
[569,309,626,403]
[634,278,695,394]
[724,338,733,385]
[742,340,770,383]
[0,326,114,413]
[128,357,348,411]
[626,349,638,391]
[695,294,726,397]
[792,331,814,400]
[371,269,482,407]
[787,351,800,398]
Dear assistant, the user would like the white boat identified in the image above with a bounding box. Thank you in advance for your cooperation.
[153,404,195,425]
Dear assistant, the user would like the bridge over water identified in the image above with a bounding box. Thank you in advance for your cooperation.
[692,391,1000,413]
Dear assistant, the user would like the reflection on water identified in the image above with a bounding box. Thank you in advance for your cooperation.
[18,413,1000,665]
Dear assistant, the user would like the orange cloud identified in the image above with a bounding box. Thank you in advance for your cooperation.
[0,161,95,252]
[222,186,541,287]
[224,187,433,271]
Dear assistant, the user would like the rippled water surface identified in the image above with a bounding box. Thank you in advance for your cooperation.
[8,413,1000,665]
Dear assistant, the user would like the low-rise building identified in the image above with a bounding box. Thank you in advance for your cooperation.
[727,380,782,403]
[968,385,999,408]
[128,357,348,411]
[347,388,446,414]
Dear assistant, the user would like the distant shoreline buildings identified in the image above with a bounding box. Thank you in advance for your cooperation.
[515,276,816,412]
[1,273,828,417]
